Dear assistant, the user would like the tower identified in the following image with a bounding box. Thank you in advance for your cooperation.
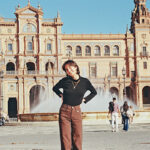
[130,0,150,33]
[130,0,150,108]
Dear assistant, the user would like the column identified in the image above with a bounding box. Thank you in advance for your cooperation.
[18,78,24,114]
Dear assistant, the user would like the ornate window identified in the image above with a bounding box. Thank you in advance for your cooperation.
[142,19,145,23]
[143,62,147,69]
[104,45,110,56]
[94,46,100,56]
[89,62,97,77]
[66,46,72,56]
[23,23,36,33]
[110,62,117,77]
[112,67,117,76]
[85,46,91,56]
[28,42,33,50]
[8,43,13,51]
[47,43,51,51]
[26,36,34,53]
[131,71,136,82]
[76,46,82,56]
[113,45,119,56]
[0,40,1,52]
[143,46,147,56]
[45,39,52,54]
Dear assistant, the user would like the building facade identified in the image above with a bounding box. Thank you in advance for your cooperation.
[0,0,150,118]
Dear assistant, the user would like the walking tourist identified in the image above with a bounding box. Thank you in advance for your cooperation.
[53,60,97,150]
[111,97,119,132]
[122,101,129,131]
[128,105,135,124]
[120,105,124,124]
[108,101,114,125]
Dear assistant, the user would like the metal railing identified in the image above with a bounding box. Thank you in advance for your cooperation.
[85,53,91,56]
[76,53,82,56]
[4,18,16,22]
[42,19,55,22]
[104,53,110,56]
[4,70,54,75]
[26,50,34,54]
[6,71,17,75]
[140,51,149,57]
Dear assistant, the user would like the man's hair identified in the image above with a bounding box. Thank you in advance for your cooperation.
[113,97,116,101]
[62,60,80,75]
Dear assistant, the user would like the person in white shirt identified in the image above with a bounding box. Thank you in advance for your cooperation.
[111,97,119,132]
[128,105,135,124]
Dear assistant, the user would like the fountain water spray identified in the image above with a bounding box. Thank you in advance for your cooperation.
[31,86,138,113]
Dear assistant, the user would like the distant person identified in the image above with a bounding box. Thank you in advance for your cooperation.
[122,101,129,131]
[53,60,97,150]
[108,101,114,124]
[120,105,124,124]
[0,111,9,126]
[111,97,119,132]
[128,105,135,124]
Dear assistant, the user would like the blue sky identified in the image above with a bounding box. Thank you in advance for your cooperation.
[0,0,150,34]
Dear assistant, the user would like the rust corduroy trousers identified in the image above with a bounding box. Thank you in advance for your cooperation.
[59,104,82,150]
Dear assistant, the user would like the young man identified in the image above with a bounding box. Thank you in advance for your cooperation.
[111,97,119,132]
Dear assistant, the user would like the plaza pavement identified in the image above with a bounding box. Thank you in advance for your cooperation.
[0,120,150,150]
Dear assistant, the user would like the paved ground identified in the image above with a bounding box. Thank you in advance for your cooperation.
[0,120,150,150]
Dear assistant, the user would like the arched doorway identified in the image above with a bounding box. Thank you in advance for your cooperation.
[126,86,134,101]
[45,62,54,74]
[142,86,150,104]
[8,98,17,118]
[30,85,45,112]
[110,87,119,97]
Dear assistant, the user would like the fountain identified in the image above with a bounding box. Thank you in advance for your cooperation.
[19,85,144,122]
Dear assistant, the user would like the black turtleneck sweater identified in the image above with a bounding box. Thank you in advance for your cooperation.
[53,76,97,106]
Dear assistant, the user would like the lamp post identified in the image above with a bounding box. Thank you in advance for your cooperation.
[122,67,126,99]
[0,54,4,125]
[0,70,3,125]
[107,75,111,91]
[68,49,72,60]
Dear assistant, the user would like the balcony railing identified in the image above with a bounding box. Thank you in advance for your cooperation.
[25,70,54,75]
[76,53,82,56]
[26,70,37,74]
[4,18,16,22]
[26,50,34,54]
[6,71,17,75]
[113,53,119,56]
[104,53,110,56]
[7,51,13,55]
[42,19,55,22]
[85,53,91,56]
[139,77,150,81]
[94,54,101,56]
[140,51,149,57]
[4,70,54,75]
